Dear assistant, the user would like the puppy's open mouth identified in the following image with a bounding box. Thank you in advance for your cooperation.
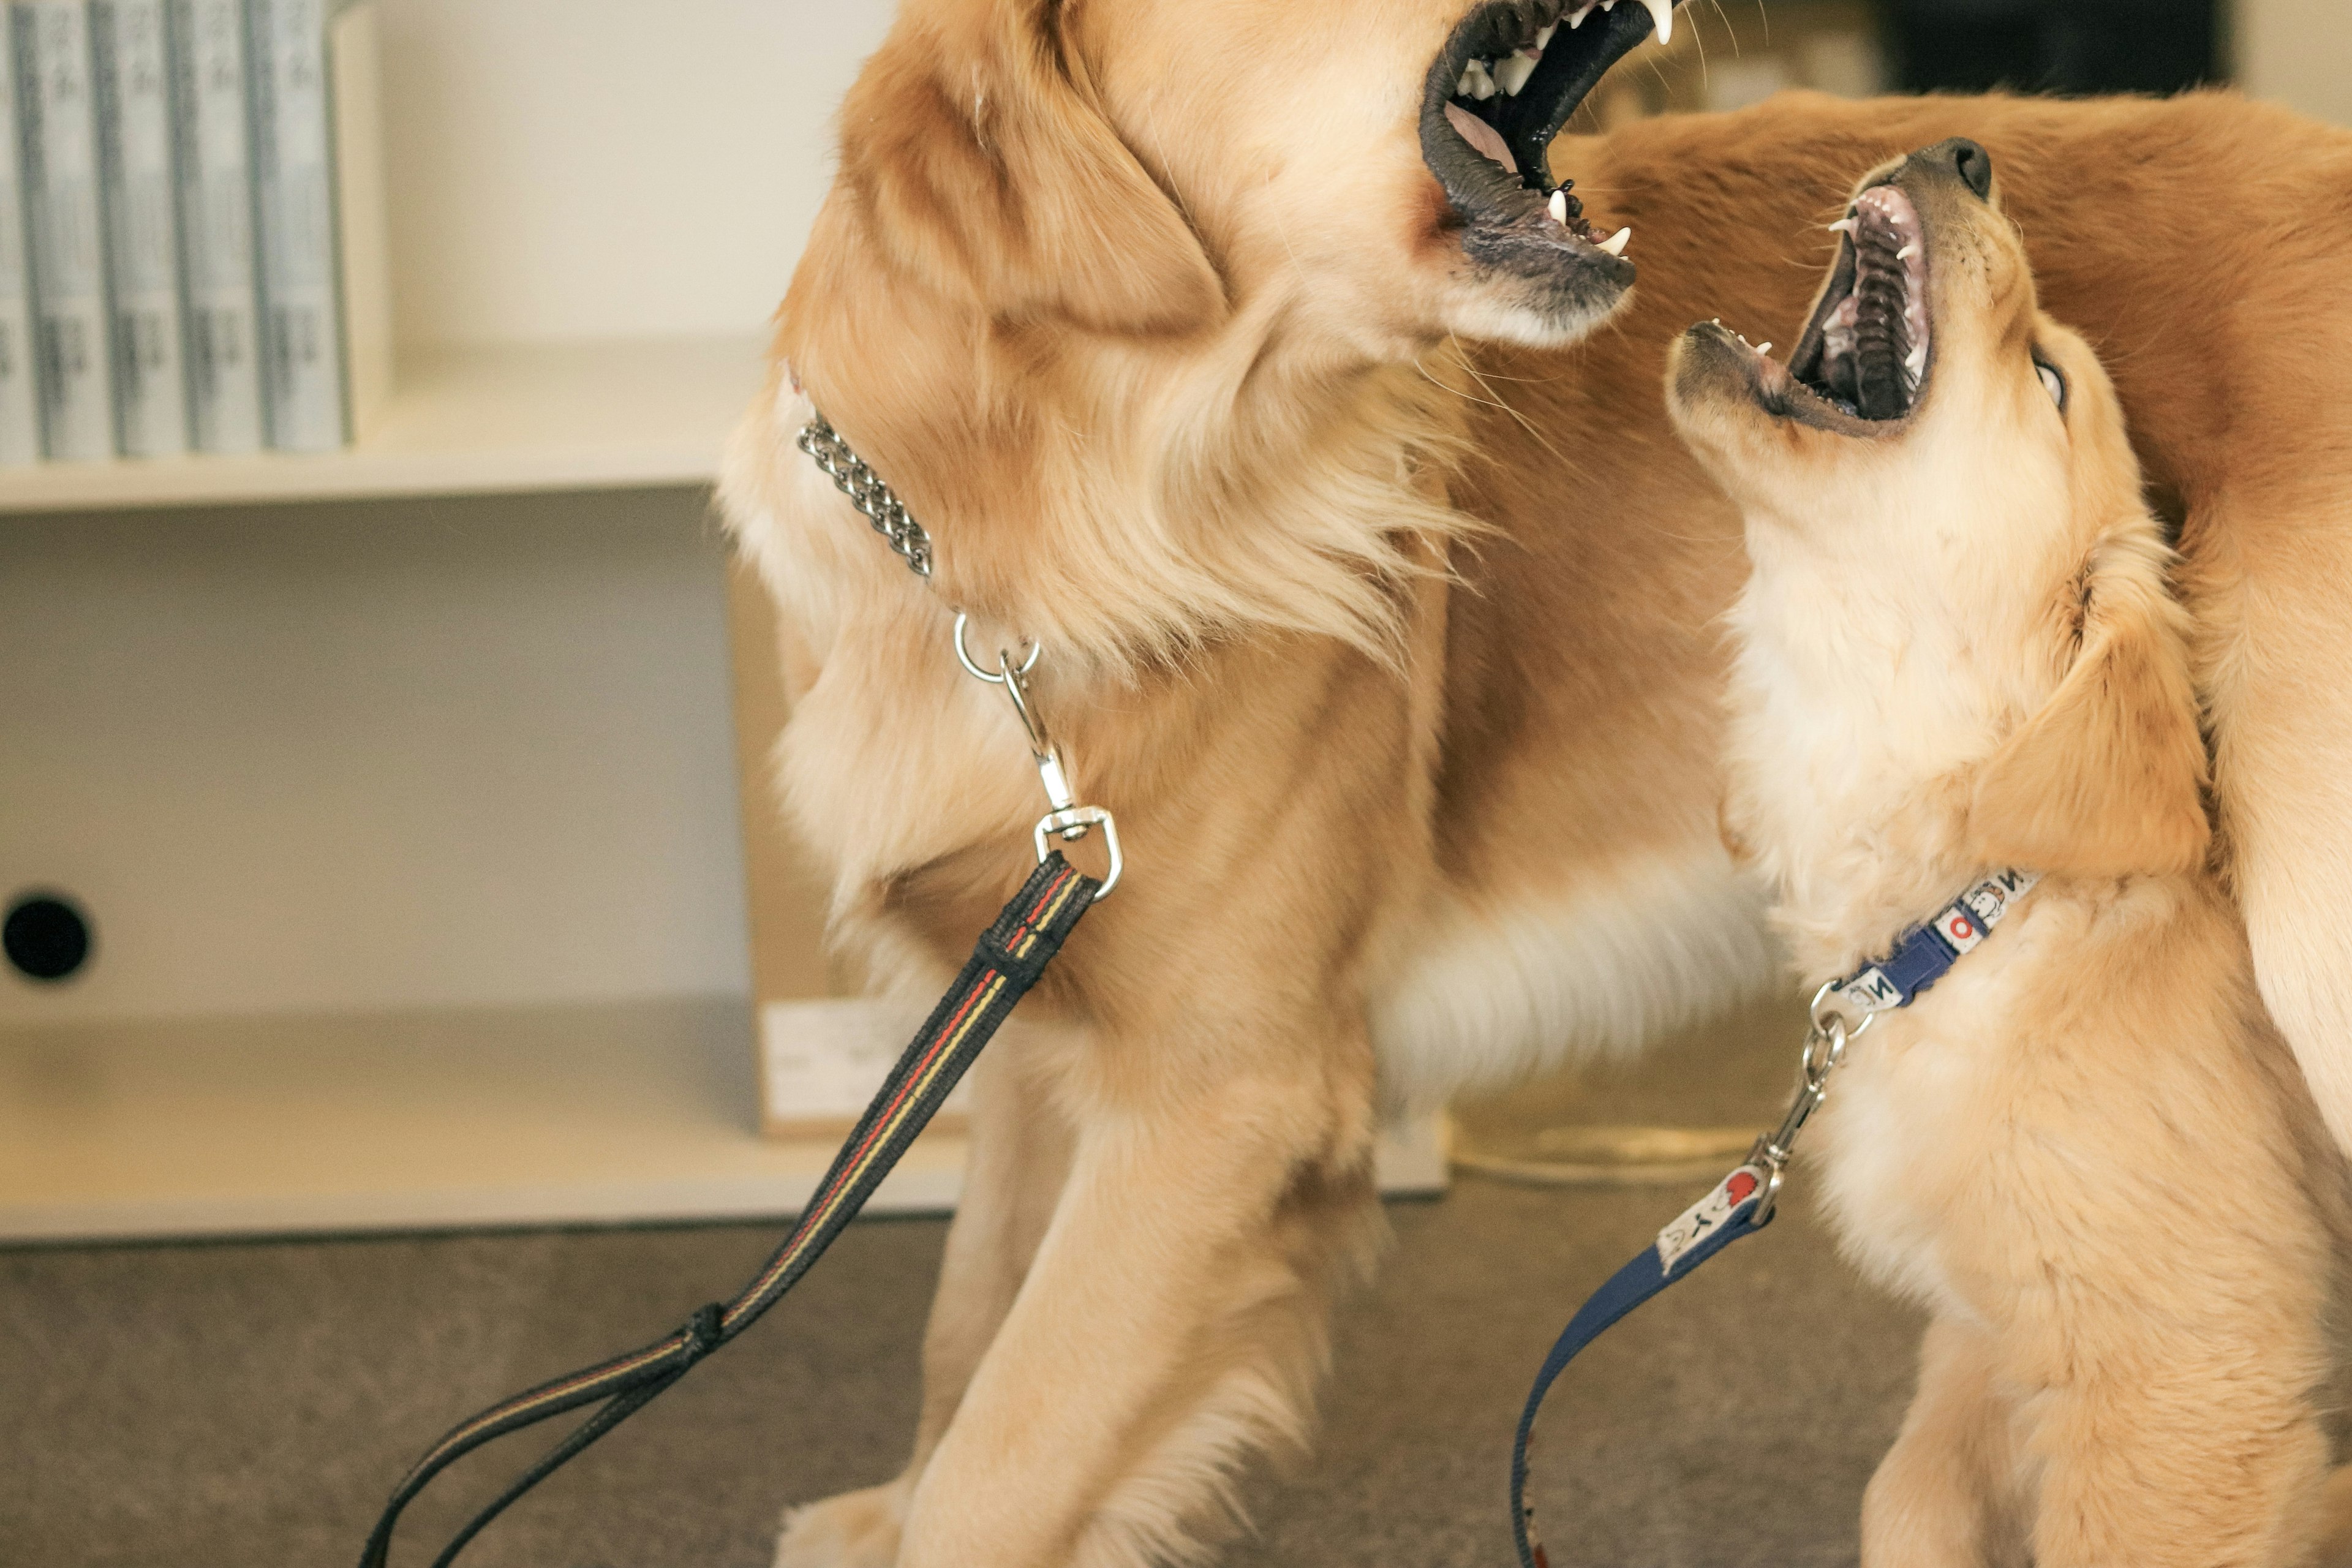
[1781,184,1933,426]
[1419,1,1678,290]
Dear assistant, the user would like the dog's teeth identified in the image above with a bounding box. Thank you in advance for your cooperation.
[1828,218,1855,233]
[1638,0,1674,43]
[1597,225,1630,255]
[1535,22,1557,48]
[1896,243,1920,261]
[1755,342,1772,356]
[1905,343,1927,375]
[1548,190,1569,225]
[1567,1,1596,28]
[1457,67,1477,96]
[1463,58,1497,99]
[1496,53,1537,94]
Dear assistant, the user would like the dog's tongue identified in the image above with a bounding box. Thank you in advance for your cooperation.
[1445,102,1517,176]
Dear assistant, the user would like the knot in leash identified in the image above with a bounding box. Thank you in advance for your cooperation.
[676,1303,725,1369]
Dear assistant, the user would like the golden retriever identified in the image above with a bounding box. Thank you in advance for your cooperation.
[1670,143,2343,1567]
[718,0,2352,1560]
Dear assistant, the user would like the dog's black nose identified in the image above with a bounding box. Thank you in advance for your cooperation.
[1940,138,1994,200]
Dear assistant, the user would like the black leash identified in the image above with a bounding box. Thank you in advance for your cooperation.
[359,853,1099,1568]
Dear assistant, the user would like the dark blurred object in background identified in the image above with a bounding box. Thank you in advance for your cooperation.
[1888,0,2222,96]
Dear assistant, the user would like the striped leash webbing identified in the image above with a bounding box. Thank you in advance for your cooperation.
[359,853,1099,1568]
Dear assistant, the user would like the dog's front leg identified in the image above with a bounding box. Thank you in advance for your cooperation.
[891,1005,1382,1568]
[908,1040,1081,1466]
[1861,1319,2022,1568]
[775,1046,1079,1568]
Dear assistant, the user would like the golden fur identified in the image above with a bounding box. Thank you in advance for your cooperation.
[1673,146,2343,1566]
[721,1,2352,1559]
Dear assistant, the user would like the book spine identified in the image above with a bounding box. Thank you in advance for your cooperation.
[168,0,260,451]
[92,0,190,454]
[247,0,342,451]
[14,0,117,460]
[0,11,40,464]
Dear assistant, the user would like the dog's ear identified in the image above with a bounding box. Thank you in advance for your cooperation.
[1967,532,2210,880]
[835,0,1222,336]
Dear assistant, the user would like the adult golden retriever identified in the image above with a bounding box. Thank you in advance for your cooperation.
[720,0,2352,1561]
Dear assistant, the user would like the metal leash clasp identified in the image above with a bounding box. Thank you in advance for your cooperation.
[1746,979,1874,1224]
[954,614,1121,902]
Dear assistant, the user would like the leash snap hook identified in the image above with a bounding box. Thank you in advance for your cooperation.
[952,614,1121,902]
[1746,991,1860,1224]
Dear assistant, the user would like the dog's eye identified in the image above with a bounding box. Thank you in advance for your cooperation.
[2034,356,2067,413]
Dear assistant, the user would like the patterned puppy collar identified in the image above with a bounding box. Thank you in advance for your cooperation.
[1825,870,2040,1022]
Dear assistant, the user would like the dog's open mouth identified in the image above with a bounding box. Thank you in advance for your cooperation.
[1419,0,1678,285]
[1782,184,1934,425]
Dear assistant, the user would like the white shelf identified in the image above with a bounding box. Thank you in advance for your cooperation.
[0,335,766,514]
[0,997,964,1242]
[0,998,1446,1243]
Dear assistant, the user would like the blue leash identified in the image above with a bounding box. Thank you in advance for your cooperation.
[1507,871,2037,1568]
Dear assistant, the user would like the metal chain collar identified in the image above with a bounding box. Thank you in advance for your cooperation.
[796,415,935,578]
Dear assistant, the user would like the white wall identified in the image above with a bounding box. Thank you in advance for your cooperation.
[378,0,894,347]
[0,492,751,1023]
[2236,0,2352,125]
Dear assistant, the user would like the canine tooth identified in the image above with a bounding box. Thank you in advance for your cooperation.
[1827,218,1855,233]
[1496,53,1537,94]
[1906,344,1927,374]
[1567,2,1596,28]
[1755,342,1772,356]
[1457,67,1477,96]
[1548,190,1569,224]
[1638,0,1673,43]
[1597,225,1630,255]
[1896,243,1920,261]
[1536,23,1557,48]
[1463,58,1497,99]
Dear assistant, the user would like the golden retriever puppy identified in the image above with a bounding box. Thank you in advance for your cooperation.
[1670,145,2342,1567]
[722,0,2352,1559]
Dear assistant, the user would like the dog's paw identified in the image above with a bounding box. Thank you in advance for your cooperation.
[775,1482,907,1568]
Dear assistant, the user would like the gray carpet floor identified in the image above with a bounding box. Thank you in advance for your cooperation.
[0,1172,1924,1568]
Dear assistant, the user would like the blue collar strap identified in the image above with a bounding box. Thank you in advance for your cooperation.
[1507,869,2037,1568]
[1824,869,2039,1019]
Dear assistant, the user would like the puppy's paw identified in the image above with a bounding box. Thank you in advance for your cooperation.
[775,1481,907,1568]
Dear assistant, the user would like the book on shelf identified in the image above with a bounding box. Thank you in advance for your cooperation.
[0,14,36,466]
[168,0,262,453]
[92,0,192,456]
[247,0,384,454]
[12,0,117,461]
[0,0,385,467]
